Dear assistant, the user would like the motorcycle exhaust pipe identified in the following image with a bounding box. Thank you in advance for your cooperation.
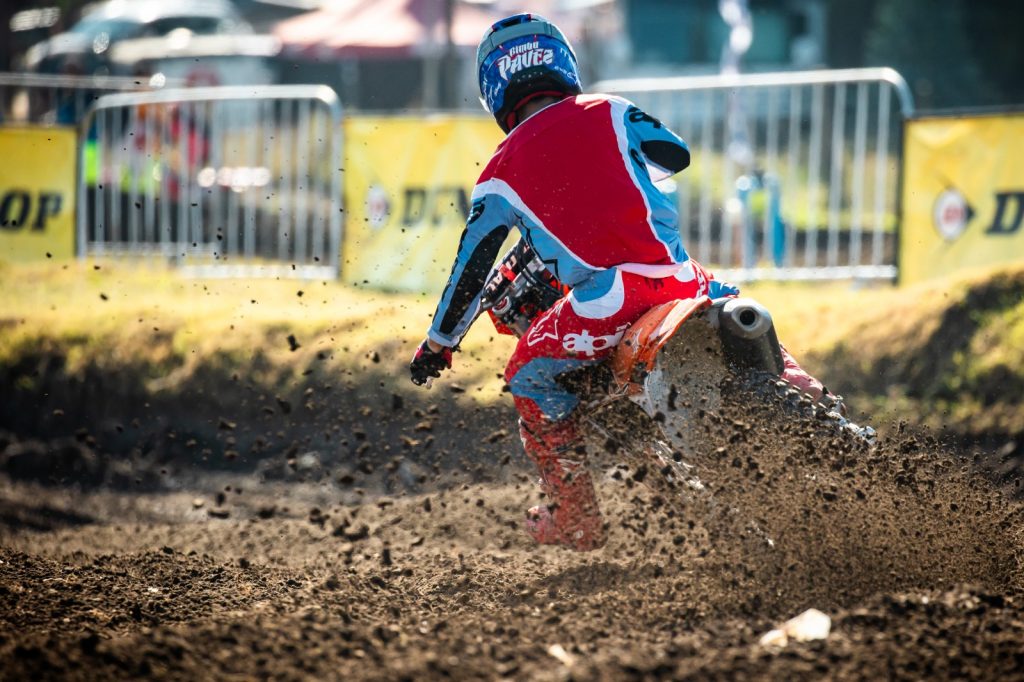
[709,298,785,376]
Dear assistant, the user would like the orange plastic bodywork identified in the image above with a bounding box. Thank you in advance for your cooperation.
[610,296,713,392]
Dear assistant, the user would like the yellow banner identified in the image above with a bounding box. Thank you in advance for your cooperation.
[342,115,503,292]
[0,126,77,263]
[901,112,1024,284]
[0,127,77,262]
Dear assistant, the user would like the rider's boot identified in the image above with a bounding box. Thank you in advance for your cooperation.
[779,347,876,441]
[519,419,606,551]
[778,345,846,414]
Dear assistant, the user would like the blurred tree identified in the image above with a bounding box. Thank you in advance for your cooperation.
[865,0,991,109]
[824,0,877,68]
[963,0,1024,107]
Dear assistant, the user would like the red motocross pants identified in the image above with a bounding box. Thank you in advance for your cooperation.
[503,263,716,550]
[502,261,824,551]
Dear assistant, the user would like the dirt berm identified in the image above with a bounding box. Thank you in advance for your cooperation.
[1,263,1023,680]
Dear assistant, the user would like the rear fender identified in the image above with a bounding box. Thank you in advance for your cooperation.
[610,296,712,393]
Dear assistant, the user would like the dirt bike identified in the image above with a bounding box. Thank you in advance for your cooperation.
[478,240,875,503]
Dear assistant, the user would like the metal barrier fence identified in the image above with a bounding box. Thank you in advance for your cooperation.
[77,85,343,279]
[594,68,914,282]
[0,72,175,126]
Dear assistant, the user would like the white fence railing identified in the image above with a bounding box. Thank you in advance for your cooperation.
[0,72,177,126]
[594,68,914,282]
[77,85,344,279]
[8,68,914,282]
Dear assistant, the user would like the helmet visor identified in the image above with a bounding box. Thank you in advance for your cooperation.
[478,34,581,117]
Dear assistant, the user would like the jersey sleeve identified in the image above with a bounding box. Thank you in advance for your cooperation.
[621,100,690,182]
[427,184,513,347]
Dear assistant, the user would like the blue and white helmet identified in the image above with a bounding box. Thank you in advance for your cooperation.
[476,14,582,133]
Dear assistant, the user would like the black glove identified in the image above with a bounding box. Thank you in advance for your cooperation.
[410,340,453,386]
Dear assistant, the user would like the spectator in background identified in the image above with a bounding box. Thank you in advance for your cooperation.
[53,56,87,125]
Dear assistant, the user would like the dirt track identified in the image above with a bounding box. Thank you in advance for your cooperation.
[3,381,1024,681]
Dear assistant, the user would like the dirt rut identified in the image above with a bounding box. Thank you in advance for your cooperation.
[3,388,1023,680]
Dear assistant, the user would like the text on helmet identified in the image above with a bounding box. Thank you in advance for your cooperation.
[497,41,554,80]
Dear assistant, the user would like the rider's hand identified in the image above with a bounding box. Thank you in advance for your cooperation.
[410,339,453,386]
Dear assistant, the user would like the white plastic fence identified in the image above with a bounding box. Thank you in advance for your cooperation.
[595,68,915,282]
[77,85,344,279]
[0,71,174,126]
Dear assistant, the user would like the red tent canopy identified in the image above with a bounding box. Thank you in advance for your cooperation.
[274,0,498,60]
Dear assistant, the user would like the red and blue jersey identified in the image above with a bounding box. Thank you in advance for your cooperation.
[429,94,693,347]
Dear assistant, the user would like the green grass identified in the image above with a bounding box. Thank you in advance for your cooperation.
[0,259,516,402]
[1,259,1021,439]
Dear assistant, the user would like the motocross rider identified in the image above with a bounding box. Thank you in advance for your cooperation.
[409,14,829,551]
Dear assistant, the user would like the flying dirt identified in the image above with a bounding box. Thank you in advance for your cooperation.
[2,396,1022,680]
[2,269,1024,680]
